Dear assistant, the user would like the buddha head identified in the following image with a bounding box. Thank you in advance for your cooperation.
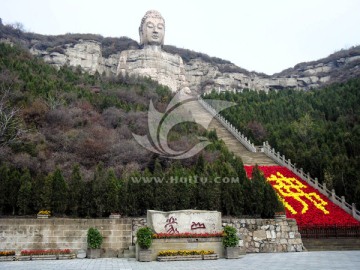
[139,10,165,47]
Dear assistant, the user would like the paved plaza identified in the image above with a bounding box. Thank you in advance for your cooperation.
[0,251,359,270]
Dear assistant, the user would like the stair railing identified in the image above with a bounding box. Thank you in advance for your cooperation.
[198,96,256,152]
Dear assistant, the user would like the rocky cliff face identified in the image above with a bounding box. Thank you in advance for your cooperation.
[2,23,359,93]
[27,39,359,93]
[29,40,120,76]
[184,51,360,93]
[117,47,188,92]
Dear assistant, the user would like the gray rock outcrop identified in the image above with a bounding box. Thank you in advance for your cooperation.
[117,47,188,92]
[20,39,360,93]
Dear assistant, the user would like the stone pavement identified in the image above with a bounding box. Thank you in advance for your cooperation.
[1,251,359,270]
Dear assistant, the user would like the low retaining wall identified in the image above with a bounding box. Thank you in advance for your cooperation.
[0,218,132,257]
[223,217,304,252]
[0,217,303,257]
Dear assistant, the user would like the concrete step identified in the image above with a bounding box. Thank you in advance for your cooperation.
[123,245,136,258]
[303,238,360,251]
[186,100,276,165]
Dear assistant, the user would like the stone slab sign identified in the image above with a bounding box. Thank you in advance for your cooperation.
[147,209,222,234]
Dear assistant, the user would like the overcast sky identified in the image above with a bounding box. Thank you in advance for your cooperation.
[1,0,360,75]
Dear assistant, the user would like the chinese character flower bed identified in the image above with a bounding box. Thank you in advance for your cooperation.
[157,250,218,261]
[244,165,359,227]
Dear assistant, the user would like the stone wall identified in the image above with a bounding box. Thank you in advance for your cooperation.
[0,217,303,257]
[0,218,132,257]
[223,217,304,253]
[132,217,304,253]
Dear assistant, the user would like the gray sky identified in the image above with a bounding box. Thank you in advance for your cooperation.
[1,0,360,75]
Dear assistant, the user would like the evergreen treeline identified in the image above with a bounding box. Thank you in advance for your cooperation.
[204,79,360,207]
[0,140,283,218]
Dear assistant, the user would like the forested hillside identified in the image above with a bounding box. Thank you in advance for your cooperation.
[0,43,282,217]
[204,80,360,207]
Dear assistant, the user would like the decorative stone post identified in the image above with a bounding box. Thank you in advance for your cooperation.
[352,203,357,218]
[331,189,336,202]
[322,182,327,193]
[341,196,346,208]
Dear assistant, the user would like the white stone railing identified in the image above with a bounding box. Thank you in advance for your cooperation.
[198,96,257,152]
[262,141,360,222]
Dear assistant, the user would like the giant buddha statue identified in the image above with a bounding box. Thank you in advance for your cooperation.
[117,10,190,93]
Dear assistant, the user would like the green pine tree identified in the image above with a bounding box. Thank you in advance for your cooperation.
[0,164,9,214]
[92,163,107,217]
[104,168,119,213]
[51,168,68,215]
[250,165,266,216]
[68,164,84,216]
[7,168,21,215]
[17,169,32,215]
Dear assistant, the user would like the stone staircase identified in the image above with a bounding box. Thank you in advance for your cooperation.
[302,238,360,251]
[123,245,136,258]
[186,100,276,165]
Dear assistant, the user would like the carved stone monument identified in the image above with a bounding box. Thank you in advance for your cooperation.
[117,10,190,93]
[147,209,222,234]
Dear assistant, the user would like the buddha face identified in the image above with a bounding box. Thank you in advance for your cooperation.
[139,11,165,46]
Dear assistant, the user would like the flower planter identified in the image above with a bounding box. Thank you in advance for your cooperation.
[16,253,75,261]
[87,248,101,259]
[0,256,16,262]
[157,255,202,261]
[203,254,219,260]
[18,256,31,261]
[109,213,121,219]
[150,237,224,261]
[275,214,286,220]
[57,254,76,260]
[225,247,239,259]
[31,255,57,260]
[138,249,151,262]
[37,214,49,219]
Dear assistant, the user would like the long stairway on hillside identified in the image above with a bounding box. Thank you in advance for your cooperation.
[186,99,276,165]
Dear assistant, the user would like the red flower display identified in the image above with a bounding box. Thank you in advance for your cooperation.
[244,165,359,227]
[20,249,71,256]
[152,232,224,239]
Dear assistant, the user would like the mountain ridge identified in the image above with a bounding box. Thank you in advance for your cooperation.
[1,20,359,92]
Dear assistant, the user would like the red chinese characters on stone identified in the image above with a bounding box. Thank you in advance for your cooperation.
[191,222,206,230]
[164,216,179,234]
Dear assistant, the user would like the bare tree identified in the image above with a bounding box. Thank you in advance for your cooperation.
[0,89,24,146]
